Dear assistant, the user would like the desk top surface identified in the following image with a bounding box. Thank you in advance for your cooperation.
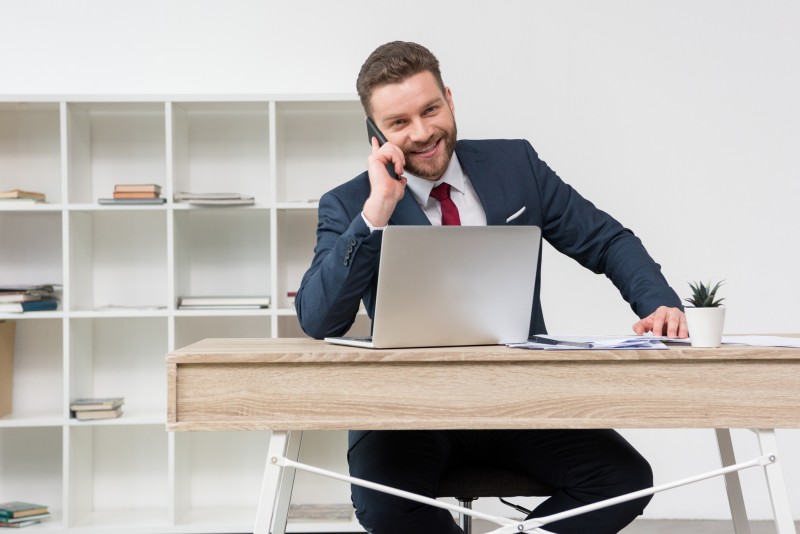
[166,336,800,364]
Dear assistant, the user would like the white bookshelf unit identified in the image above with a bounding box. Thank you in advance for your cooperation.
[0,96,371,533]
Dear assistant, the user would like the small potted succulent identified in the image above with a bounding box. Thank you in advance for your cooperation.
[684,280,726,347]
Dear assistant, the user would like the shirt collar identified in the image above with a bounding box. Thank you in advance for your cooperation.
[405,152,466,208]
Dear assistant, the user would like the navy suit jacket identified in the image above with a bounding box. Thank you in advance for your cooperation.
[296,139,681,340]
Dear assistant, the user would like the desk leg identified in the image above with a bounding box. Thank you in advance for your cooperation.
[715,429,751,534]
[254,430,303,534]
[755,429,797,534]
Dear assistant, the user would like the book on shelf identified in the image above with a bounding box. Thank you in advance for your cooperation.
[73,406,123,420]
[0,189,45,202]
[1,321,15,418]
[0,293,43,304]
[0,513,51,527]
[177,296,270,309]
[0,300,58,313]
[98,197,166,205]
[114,183,161,193]
[112,191,161,199]
[174,191,243,200]
[0,502,48,520]
[0,284,57,303]
[0,198,45,205]
[70,397,124,411]
[0,284,58,294]
[174,191,255,206]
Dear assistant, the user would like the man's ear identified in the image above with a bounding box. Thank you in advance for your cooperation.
[444,87,455,115]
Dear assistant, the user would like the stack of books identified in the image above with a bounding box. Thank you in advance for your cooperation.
[177,296,270,310]
[0,501,50,528]
[0,189,45,205]
[174,191,254,206]
[0,285,59,313]
[99,184,165,205]
[69,397,124,420]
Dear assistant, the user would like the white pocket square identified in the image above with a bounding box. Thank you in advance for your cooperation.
[505,206,526,223]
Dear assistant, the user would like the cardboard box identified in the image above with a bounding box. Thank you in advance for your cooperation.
[0,321,15,417]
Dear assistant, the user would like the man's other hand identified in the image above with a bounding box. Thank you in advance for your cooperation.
[632,306,688,338]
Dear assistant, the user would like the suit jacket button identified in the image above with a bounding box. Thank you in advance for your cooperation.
[349,238,357,246]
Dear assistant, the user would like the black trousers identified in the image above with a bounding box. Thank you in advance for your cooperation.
[348,429,653,534]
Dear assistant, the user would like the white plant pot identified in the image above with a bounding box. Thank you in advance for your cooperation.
[685,306,726,348]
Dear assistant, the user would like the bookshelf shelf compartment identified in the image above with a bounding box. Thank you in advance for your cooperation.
[0,211,63,288]
[66,102,167,205]
[173,209,271,302]
[68,425,169,528]
[0,427,63,521]
[5,318,63,421]
[274,100,364,204]
[0,102,62,204]
[68,210,168,311]
[69,317,168,416]
[0,95,364,533]
[171,101,271,204]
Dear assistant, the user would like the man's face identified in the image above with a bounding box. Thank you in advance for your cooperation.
[369,71,457,181]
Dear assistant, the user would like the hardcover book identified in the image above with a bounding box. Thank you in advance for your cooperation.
[97,197,166,205]
[0,502,48,519]
[74,407,123,420]
[112,191,161,199]
[0,293,43,303]
[0,321,15,417]
[0,300,58,313]
[114,183,161,193]
[0,189,45,202]
[173,191,255,206]
[0,512,51,525]
[0,518,50,528]
[70,397,124,411]
[178,296,270,309]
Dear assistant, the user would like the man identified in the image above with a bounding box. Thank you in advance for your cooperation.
[296,41,687,534]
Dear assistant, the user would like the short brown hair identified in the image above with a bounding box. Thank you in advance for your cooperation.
[357,41,446,118]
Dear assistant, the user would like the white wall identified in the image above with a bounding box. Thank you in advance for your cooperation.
[2,0,798,521]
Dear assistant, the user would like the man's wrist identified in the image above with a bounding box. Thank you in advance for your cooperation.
[361,211,385,232]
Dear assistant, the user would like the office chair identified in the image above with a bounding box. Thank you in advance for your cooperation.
[436,464,554,534]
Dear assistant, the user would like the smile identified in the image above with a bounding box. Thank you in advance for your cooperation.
[412,140,439,157]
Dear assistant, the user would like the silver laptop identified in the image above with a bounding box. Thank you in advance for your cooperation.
[325,225,541,349]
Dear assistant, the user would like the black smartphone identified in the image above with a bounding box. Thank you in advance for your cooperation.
[366,117,398,179]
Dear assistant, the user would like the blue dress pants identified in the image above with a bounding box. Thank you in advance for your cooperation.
[348,429,653,534]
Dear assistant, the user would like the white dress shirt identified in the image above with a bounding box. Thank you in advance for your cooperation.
[362,152,487,230]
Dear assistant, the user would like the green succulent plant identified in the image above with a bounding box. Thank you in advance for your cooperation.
[685,280,725,307]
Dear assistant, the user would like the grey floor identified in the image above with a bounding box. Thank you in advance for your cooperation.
[470,519,799,533]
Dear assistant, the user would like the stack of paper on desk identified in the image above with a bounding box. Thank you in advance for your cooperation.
[721,335,800,348]
[510,335,668,350]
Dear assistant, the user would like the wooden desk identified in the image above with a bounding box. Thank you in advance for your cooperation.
[166,338,800,533]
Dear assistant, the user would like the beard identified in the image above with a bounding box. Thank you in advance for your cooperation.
[401,119,458,181]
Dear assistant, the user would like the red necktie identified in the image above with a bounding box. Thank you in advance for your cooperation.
[430,182,461,226]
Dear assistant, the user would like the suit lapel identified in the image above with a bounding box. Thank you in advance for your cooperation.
[455,142,508,225]
[389,192,430,226]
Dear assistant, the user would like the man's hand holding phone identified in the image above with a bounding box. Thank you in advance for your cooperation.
[363,118,407,228]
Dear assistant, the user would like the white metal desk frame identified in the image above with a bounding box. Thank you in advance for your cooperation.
[256,428,796,534]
